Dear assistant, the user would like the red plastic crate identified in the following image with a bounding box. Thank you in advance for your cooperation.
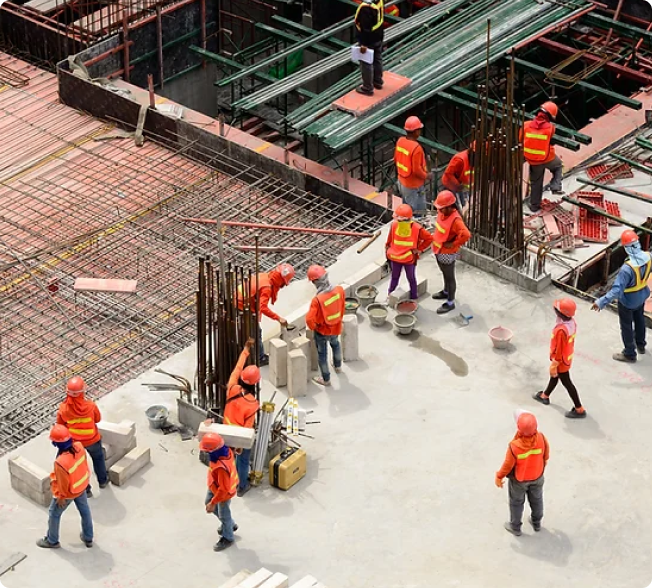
[575,208,609,243]
[605,200,621,225]
[586,162,633,184]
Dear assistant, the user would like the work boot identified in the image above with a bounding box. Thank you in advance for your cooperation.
[36,538,60,549]
[373,82,384,90]
[237,485,251,497]
[86,487,93,498]
[333,365,343,374]
[355,86,374,96]
[533,391,550,406]
[431,290,448,300]
[436,302,455,315]
[312,376,331,387]
[259,354,270,366]
[612,352,636,363]
[565,407,587,419]
[637,345,646,355]
[503,522,522,537]
[99,481,109,489]
[218,524,238,536]
[528,516,541,532]
[214,537,234,552]
[80,532,93,548]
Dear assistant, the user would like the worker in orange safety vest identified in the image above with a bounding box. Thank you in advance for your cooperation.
[522,101,563,213]
[430,190,470,314]
[394,116,432,216]
[37,425,94,549]
[306,264,346,387]
[200,433,239,552]
[56,376,108,497]
[385,203,433,301]
[495,411,549,536]
[237,263,295,365]
[441,142,475,214]
[533,298,586,419]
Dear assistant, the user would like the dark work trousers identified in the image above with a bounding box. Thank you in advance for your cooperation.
[85,440,108,492]
[436,258,457,302]
[543,370,582,409]
[508,475,544,531]
[618,301,647,358]
[528,156,562,210]
[359,41,383,92]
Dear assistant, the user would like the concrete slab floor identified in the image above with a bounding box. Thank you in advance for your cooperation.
[1,257,652,588]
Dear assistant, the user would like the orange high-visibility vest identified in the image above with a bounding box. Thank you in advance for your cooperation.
[431,210,461,254]
[317,286,345,326]
[237,272,271,312]
[458,149,474,190]
[551,319,576,370]
[624,259,652,293]
[224,385,259,429]
[523,121,554,164]
[394,137,422,179]
[58,404,100,447]
[54,442,90,497]
[207,456,239,500]
[387,220,420,264]
[510,434,546,482]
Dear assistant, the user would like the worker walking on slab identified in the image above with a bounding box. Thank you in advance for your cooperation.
[223,338,260,497]
[441,142,475,214]
[237,263,295,365]
[394,116,431,216]
[430,191,470,314]
[37,425,94,549]
[56,376,108,498]
[591,229,651,362]
[495,411,549,537]
[385,204,433,301]
[200,433,239,552]
[306,264,346,387]
[533,298,587,419]
[354,0,385,96]
[522,101,563,213]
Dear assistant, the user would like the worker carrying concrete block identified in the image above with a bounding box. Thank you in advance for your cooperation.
[37,425,94,549]
[56,376,108,497]
[306,264,345,387]
[200,433,238,552]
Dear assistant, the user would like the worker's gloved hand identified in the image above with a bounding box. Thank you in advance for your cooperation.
[205,502,216,513]
[494,476,504,489]
[591,302,600,312]
[549,361,559,377]
[360,45,367,54]
[279,318,288,327]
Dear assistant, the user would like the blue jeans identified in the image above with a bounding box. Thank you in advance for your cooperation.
[85,440,108,489]
[46,492,94,545]
[236,448,251,490]
[397,183,427,216]
[618,301,647,358]
[258,324,265,360]
[205,491,235,542]
[313,332,342,382]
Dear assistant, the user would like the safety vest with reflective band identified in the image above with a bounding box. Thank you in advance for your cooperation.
[354,0,384,31]
[394,137,422,179]
[224,384,259,429]
[550,319,576,370]
[431,210,461,254]
[523,120,554,163]
[317,286,346,326]
[237,272,271,311]
[624,259,652,293]
[54,442,90,498]
[58,404,100,447]
[510,434,546,482]
[458,149,474,190]
[207,456,239,501]
[387,220,420,264]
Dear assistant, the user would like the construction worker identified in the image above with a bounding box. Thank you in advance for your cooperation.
[441,142,475,213]
[522,101,563,213]
[592,229,651,362]
[56,376,108,497]
[533,298,586,419]
[354,0,385,96]
[237,263,295,365]
[385,203,433,301]
[495,411,549,537]
[394,116,431,215]
[430,190,470,314]
[223,337,260,496]
[200,432,239,552]
[306,264,345,387]
[37,424,94,549]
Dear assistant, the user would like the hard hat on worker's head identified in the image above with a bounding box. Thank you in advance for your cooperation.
[434,190,456,209]
[404,116,424,132]
[394,203,413,220]
[276,263,295,286]
[66,376,86,397]
[241,365,261,386]
[554,298,576,319]
[539,101,558,121]
[199,433,224,452]
[621,229,639,247]
[517,412,538,437]
[307,265,326,282]
[50,424,72,444]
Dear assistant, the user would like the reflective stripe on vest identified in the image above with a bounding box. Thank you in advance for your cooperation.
[624,259,652,293]
[510,434,546,482]
[317,286,345,326]
[355,0,384,31]
[56,442,90,495]
[431,211,461,253]
[550,319,576,367]
[323,292,342,322]
[387,221,420,263]
[458,149,474,189]
[517,448,542,459]
[394,138,421,179]
[523,121,553,163]
[208,456,239,498]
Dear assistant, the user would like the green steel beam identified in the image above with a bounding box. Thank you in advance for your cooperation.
[384,123,458,156]
[271,16,350,49]
[255,24,338,56]
[636,137,652,151]
[612,153,652,175]
[576,178,652,204]
[583,13,652,47]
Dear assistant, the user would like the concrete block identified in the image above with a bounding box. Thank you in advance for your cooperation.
[287,349,308,397]
[8,456,50,493]
[289,576,319,588]
[98,420,136,449]
[108,446,151,486]
[305,330,320,371]
[348,262,384,293]
[259,573,289,588]
[104,436,137,469]
[197,421,255,450]
[10,475,52,507]
[342,315,359,361]
[285,303,310,332]
[374,256,391,278]
[388,287,408,308]
[416,276,428,298]
[219,571,252,588]
[235,568,273,588]
[291,335,312,379]
[176,397,208,434]
[269,338,288,387]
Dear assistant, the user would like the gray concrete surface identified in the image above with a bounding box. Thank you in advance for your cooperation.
[1,254,652,588]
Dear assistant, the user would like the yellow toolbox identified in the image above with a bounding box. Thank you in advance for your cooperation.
[269,447,306,490]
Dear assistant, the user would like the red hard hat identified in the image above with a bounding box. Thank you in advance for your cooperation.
[307,265,326,281]
[540,101,558,120]
[435,190,456,209]
[621,229,639,246]
[241,365,261,386]
[50,424,72,443]
[394,203,413,219]
[404,116,424,132]
[276,263,295,286]
[199,433,224,452]
[517,413,538,437]
[66,376,86,397]
[554,298,576,318]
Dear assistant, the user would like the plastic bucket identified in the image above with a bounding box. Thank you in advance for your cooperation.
[394,313,416,335]
[345,297,361,315]
[489,326,513,349]
[366,303,388,327]
[396,299,418,315]
[355,285,378,308]
[146,405,169,429]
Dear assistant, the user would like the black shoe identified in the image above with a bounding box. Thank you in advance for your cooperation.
[529,205,541,213]
[99,481,109,489]
[613,352,636,363]
[637,345,646,355]
[373,82,384,90]
[551,189,564,195]
[503,522,522,537]
[218,524,238,536]
[431,290,448,300]
[237,484,251,497]
[436,302,455,315]
[529,516,541,532]
[36,538,60,549]
[80,532,93,548]
[259,354,269,366]
[213,537,234,552]
[355,86,374,96]
[86,487,93,498]
[565,407,587,419]
[533,391,550,405]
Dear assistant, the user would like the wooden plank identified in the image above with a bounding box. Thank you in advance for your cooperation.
[219,571,252,588]
[74,278,138,293]
[289,576,318,588]
[235,569,274,588]
[0,552,27,577]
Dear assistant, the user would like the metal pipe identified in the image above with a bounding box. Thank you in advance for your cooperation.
[156,4,164,88]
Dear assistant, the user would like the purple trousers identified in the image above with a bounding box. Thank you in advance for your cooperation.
[388,261,417,299]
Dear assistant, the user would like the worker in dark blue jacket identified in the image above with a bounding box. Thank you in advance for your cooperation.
[592,229,651,362]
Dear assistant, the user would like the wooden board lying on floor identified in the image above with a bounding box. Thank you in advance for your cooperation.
[0,552,27,577]
[74,278,138,293]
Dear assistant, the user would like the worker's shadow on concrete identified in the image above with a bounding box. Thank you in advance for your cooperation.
[511,527,572,567]
[328,376,371,417]
[89,484,128,526]
[550,405,606,440]
[54,543,115,580]
[224,546,291,578]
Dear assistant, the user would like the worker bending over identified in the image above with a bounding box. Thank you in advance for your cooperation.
[306,264,346,387]
[394,116,431,215]
[441,142,474,213]
[354,0,385,96]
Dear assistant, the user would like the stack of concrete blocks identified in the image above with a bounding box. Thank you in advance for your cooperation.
[342,315,359,361]
[287,349,307,397]
[197,421,255,449]
[291,335,312,380]
[99,420,151,487]
[8,456,52,506]
[304,330,320,372]
[269,338,288,388]
[218,568,328,588]
[388,277,428,308]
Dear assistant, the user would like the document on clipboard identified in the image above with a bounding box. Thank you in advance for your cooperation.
[351,45,374,65]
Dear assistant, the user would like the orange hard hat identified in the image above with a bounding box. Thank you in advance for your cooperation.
[199,433,224,452]
[394,203,413,220]
[66,376,86,397]
[50,424,72,443]
[276,263,295,286]
[517,413,538,437]
[540,101,558,120]
[621,229,639,246]
[404,116,424,132]
[435,190,456,209]
[241,365,261,386]
[554,298,576,318]
[307,265,326,281]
